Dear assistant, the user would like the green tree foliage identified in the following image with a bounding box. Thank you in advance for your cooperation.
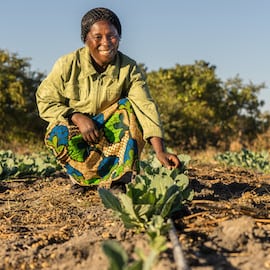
[147,60,268,149]
[218,77,267,146]
[0,49,46,143]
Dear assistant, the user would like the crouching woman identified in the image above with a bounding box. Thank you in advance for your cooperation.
[36,7,180,190]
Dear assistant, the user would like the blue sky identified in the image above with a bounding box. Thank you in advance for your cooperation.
[1,0,270,111]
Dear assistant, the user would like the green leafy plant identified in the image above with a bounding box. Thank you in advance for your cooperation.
[99,165,193,231]
[215,148,270,173]
[102,239,162,270]
[99,154,193,269]
[102,240,130,270]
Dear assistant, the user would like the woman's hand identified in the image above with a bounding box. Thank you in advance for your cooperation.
[71,113,100,143]
[149,136,181,169]
[155,151,181,170]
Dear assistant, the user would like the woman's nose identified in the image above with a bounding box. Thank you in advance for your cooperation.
[101,35,111,45]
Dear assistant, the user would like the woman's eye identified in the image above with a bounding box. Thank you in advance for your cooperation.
[94,36,102,41]
[108,34,118,40]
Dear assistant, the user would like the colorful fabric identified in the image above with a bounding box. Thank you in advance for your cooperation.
[45,99,145,187]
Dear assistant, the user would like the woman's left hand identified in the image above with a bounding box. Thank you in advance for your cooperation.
[156,152,181,170]
[149,136,181,170]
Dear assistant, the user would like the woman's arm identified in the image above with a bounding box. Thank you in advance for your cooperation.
[122,60,180,168]
[36,59,74,123]
[126,64,164,140]
[149,136,181,169]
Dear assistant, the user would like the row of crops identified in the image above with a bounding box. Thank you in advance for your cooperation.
[0,150,61,180]
[1,148,269,181]
[214,148,270,173]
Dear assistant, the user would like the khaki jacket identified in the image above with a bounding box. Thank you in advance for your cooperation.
[36,47,163,140]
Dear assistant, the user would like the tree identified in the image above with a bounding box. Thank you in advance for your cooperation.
[147,61,268,150]
[217,76,267,147]
[0,49,46,142]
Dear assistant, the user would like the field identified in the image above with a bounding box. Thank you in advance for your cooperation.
[0,152,270,270]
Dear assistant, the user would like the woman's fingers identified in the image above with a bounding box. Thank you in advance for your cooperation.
[157,153,181,169]
[83,128,99,143]
[74,115,100,143]
[90,129,100,143]
[168,155,181,168]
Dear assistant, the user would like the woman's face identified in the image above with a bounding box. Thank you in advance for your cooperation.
[85,20,120,69]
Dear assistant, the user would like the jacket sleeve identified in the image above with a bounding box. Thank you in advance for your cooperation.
[127,64,164,140]
[36,59,75,124]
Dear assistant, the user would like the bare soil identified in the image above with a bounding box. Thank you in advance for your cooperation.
[0,161,269,270]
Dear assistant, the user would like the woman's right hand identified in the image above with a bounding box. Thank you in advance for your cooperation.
[71,113,100,143]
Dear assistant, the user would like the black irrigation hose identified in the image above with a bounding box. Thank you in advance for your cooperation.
[168,218,190,270]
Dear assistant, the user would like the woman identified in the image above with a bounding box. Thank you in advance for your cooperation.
[36,7,180,191]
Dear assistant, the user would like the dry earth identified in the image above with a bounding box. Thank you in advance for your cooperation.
[0,161,270,270]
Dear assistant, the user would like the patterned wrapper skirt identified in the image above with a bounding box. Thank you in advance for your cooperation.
[45,98,145,187]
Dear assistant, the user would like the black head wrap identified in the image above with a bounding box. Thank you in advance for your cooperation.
[81,7,122,43]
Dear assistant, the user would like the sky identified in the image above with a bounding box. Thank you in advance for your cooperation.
[1,0,270,111]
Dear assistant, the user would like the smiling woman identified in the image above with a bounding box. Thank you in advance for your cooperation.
[36,7,180,193]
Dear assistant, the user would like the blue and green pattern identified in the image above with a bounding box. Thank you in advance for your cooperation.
[45,99,144,186]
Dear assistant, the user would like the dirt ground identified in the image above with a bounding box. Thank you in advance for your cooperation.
[0,160,270,270]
